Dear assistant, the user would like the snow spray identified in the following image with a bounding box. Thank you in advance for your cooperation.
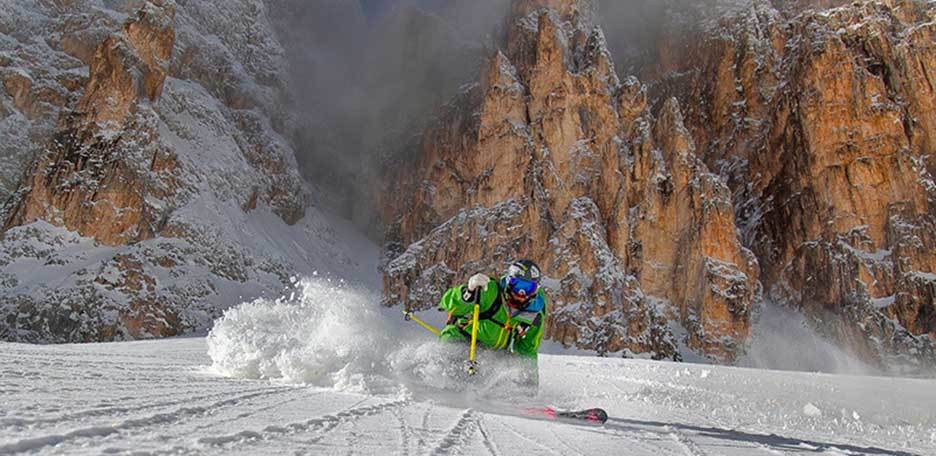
[207,278,539,399]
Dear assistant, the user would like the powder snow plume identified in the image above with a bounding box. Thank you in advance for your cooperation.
[207,278,401,392]
[207,278,538,398]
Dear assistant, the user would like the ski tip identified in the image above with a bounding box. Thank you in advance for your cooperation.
[588,408,609,424]
[557,407,608,424]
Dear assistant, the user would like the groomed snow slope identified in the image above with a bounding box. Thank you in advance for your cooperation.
[3,340,935,456]
[1,279,934,455]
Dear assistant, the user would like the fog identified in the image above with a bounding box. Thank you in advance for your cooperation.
[265,0,692,234]
[739,302,878,376]
[596,0,673,76]
[267,0,510,233]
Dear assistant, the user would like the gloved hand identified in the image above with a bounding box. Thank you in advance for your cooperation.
[467,273,490,292]
[462,273,490,302]
[515,323,531,339]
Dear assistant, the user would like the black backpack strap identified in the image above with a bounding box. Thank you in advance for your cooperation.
[456,291,507,331]
[477,291,503,322]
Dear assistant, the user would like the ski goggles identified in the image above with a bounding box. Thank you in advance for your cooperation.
[507,276,538,299]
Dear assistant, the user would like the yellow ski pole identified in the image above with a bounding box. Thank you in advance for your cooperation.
[467,302,480,375]
[402,309,441,336]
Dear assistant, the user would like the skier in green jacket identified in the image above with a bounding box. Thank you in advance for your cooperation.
[437,260,547,370]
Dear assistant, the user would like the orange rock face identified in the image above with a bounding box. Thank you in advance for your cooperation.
[649,0,936,367]
[1,1,187,340]
[79,1,175,126]
[383,0,935,367]
[0,0,321,344]
[3,1,177,246]
[382,0,760,361]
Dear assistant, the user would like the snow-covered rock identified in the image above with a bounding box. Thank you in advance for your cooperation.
[644,0,936,372]
[0,0,376,342]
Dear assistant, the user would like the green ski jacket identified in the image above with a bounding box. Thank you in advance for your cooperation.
[437,277,547,360]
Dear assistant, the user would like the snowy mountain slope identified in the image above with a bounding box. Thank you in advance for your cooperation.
[0,0,382,343]
[2,280,934,455]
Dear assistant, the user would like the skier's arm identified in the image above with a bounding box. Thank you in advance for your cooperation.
[437,278,499,317]
[513,316,545,360]
[514,294,547,359]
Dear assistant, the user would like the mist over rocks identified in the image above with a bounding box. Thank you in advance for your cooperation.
[0,0,508,343]
[268,0,511,232]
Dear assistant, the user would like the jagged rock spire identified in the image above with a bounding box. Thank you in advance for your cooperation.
[382,0,760,362]
[510,0,595,28]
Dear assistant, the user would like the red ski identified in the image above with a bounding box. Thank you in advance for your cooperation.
[525,407,608,425]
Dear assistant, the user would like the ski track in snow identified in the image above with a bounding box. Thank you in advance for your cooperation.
[497,417,567,456]
[2,338,935,455]
[431,409,479,455]
[666,425,709,456]
[476,416,502,456]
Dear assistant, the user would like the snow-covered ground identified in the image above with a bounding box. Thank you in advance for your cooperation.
[2,279,935,455]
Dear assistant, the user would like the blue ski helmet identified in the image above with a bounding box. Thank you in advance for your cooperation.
[502,260,541,305]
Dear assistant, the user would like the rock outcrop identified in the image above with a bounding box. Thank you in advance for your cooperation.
[0,2,103,205]
[4,0,178,246]
[382,0,760,361]
[0,0,373,343]
[646,0,936,369]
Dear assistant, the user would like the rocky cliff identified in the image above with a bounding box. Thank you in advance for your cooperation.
[381,0,935,369]
[643,0,936,370]
[381,0,760,362]
[0,0,375,342]
[4,1,180,246]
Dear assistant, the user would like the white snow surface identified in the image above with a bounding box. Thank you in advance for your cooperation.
[2,278,935,455]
